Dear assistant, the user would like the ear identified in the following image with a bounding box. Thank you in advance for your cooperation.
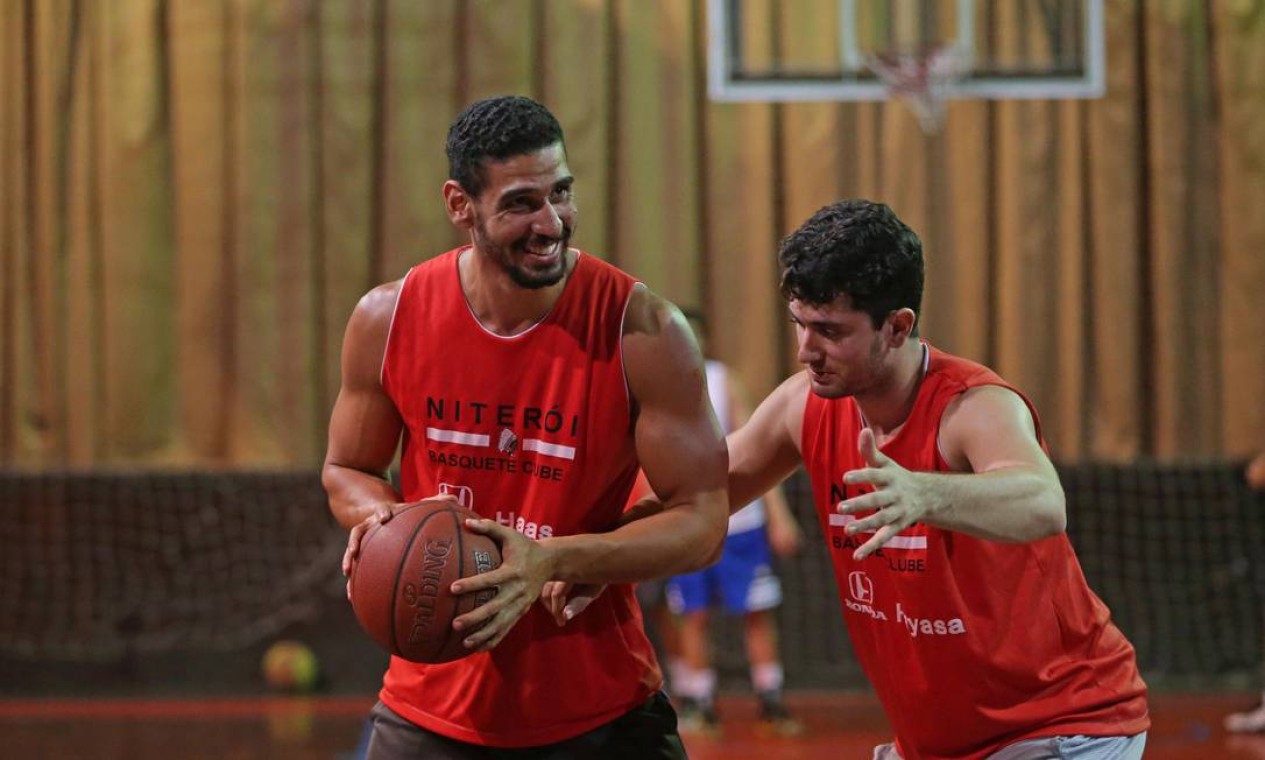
[443,180,475,230]
[886,308,917,346]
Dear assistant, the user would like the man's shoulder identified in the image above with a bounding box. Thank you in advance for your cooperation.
[775,370,812,402]
[406,248,463,283]
[354,278,405,328]
[619,283,674,339]
[770,371,813,427]
[572,248,633,276]
[569,250,640,301]
[927,345,1005,387]
[386,249,469,315]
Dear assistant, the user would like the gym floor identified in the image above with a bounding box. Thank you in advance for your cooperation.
[1,691,1262,759]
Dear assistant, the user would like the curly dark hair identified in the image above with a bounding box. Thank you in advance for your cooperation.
[778,199,925,330]
[445,95,566,197]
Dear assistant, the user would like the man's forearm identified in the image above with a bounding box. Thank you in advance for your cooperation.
[544,491,728,584]
[321,462,402,530]
[921,468,1065,542]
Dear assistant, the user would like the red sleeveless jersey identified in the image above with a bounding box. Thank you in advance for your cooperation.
[379,248,659,747]
[801,345,1148,760]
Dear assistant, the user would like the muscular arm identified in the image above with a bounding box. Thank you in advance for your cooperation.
[726,370,801,554]
[447,288,729,647]
[321,282,406,531]
[841,384,1066,555]
[921,385,1066,540]
[539,286,730,583]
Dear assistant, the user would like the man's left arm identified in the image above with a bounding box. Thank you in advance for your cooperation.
[726,369,801,557]
[537,287,730,582]
[839,385,1066,559]
[449,287,729,649]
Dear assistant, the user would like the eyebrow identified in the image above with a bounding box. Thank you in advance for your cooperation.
[789,310,846,331]
[496,175,574,205]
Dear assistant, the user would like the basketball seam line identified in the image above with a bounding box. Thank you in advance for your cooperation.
[387,504,439,659]
[440,507,466,660]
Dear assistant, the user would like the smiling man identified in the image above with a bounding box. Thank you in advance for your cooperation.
[322,96,728,759]
[726,199,1150,759]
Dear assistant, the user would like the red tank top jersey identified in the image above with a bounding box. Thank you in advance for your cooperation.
[800,345,1148,760]
[379,248,660,747]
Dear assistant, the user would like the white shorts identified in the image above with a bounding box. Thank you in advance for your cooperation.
[872,732,1147,760]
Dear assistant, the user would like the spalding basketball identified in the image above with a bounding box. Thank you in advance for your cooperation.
[349,499,501,664]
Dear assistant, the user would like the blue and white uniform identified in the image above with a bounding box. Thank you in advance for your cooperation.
[666,361,783,615]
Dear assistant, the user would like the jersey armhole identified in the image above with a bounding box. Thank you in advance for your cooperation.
[934,381,1044,467]
[616,282,642,418]
[379,268,413,390]
[794,376,814,458]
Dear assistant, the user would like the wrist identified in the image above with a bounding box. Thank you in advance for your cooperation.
[537,536,567,580]
[917,472,951,522]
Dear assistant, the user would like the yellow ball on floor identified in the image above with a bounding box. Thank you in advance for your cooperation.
[261,639,320,693]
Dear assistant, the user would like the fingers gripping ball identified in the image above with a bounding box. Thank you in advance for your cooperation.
[350,499,501,663]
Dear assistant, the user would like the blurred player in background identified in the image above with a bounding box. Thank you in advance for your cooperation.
[723,199,1150,758]
[1224,449,1265,734]
[664,312,805,737]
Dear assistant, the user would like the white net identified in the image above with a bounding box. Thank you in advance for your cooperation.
[864,44,970,134]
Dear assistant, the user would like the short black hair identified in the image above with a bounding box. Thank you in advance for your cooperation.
[778,199,925,329]
[445,95,566,197]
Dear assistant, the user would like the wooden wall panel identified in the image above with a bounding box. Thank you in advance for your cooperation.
[540,0,614,259]
[928,100,991,364]
[1144,4,1223,458]
[0,0,29,462]
[1051,102,1091,458]
[1213,3,1265,457]
[611,0,703,306]
[1085,0,1145,460]
[3,0,1263,467]
[96,0,179,462]
[63,0,105,465]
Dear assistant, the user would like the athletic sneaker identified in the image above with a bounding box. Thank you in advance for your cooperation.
[1225,703,1265,733]
[675,697,722,737]
[755,697,806,737]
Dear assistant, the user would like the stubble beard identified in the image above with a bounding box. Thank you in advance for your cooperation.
[475,224,571,291]
[808,335,888,400]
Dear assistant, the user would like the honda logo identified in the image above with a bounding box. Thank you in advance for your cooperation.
[848,571,874,603]
[438,483,474,509]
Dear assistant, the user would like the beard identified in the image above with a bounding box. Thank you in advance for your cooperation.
[473,222,572,290]
[807,334,889,400]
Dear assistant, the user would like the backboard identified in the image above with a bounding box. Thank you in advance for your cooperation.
[707,0,1105,102]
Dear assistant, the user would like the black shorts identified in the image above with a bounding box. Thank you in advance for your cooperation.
[365,691,687,760]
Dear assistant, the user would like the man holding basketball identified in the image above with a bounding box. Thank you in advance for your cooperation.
[322,95,727,758]
[722,199,1150,759]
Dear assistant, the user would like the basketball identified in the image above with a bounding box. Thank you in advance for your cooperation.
[349,499,501,664]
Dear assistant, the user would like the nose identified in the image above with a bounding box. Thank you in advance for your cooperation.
[795,327,820,365]
[533,202,564,238]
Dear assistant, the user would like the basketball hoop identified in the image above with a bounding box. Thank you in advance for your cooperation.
[864,44,970,134]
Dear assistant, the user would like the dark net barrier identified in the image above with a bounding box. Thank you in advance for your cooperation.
[0,471,377,697]
[0,462,1261,696]
[0,471,345,660]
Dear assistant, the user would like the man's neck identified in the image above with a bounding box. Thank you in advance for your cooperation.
[457,247,574,336]
[855,340,927,441]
